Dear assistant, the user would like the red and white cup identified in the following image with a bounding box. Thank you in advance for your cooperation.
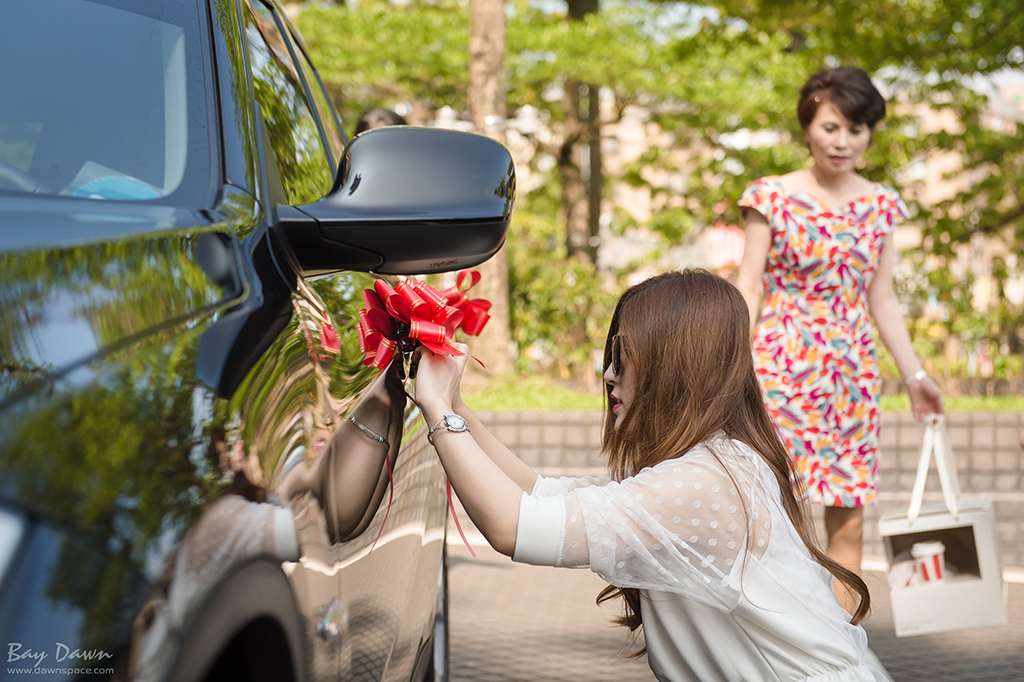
[911,541,946,583]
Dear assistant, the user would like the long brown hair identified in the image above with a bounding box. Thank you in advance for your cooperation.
[595,270,869,650]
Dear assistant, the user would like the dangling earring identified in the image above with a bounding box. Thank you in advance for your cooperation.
[856,157,866,169]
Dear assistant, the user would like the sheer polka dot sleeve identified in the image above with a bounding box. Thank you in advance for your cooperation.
[532,473,613,496]
[514,440,774,612]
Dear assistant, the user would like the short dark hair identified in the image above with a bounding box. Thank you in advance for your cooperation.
[354,107,408,136]
[797,66,886,130]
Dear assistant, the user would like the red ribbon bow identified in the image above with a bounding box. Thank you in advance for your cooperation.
[357,271,491,368]
[438,270,493,337]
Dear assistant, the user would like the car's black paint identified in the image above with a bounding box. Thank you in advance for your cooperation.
[0,1,512,680]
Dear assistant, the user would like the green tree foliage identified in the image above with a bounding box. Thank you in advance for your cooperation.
[297,0,469,126]
[508,206,620,377]
[693,1,1024,373]
[298,0,1023,381]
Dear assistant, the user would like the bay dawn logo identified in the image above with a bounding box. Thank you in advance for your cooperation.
[7,642,113,668]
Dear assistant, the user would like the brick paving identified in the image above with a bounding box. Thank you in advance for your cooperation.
[859,569,1024,682]
[448,540,657,682]
[448,524,1024,682]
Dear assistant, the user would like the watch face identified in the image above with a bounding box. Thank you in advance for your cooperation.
[446,414,467,430]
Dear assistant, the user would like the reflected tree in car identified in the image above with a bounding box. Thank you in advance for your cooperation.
[0,323,228,658]
[0,232,232,402]
[245,2,334,206]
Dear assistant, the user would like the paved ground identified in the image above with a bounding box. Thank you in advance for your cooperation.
[448,540,658,682]
[447,518,1024,682]
[858,568,1024,682]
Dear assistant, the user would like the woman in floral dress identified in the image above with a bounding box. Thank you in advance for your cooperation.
[736,66,944,614]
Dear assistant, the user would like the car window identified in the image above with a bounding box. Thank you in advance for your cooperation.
[0,0,209,204]
[244,1,333,206]
[273,9,347,163]
[290,44,345,167]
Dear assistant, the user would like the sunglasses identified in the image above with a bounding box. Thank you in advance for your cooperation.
[609,334,626,376]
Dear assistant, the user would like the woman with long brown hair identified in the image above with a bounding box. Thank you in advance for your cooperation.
[413,270,885,682]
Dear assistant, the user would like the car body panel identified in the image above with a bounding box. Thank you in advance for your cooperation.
[0,0,512,680]
[0,205,237,400]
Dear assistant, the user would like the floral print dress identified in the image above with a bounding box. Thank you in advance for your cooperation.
[738,176,909,507]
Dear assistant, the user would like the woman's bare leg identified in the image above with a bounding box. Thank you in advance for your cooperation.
[824,505,864,616]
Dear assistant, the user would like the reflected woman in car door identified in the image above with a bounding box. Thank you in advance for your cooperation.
[278,359,407,543]
[128,359,406,677]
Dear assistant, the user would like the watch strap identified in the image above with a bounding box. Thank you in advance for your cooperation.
[427,414,470,445]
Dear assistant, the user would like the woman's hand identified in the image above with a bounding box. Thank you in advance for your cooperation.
[908,376,944,421]
[412,343,470,413]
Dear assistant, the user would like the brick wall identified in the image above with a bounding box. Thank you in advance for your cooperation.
[475,411,1024,568]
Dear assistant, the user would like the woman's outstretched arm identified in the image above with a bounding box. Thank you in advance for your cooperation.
[449,396,540,493]
[414,346,524,556]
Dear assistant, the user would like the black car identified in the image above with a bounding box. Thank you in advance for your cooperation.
[0,1,514,681]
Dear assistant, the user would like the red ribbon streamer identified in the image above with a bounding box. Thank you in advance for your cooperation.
[447,479,477,559]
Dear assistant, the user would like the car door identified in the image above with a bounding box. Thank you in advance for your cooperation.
[237,3,447,681]
[270,23,450,682]
[0,0,329,678]
[0,0,260,674]
[0,1,508,678]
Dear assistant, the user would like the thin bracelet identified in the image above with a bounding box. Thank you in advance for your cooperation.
[348,414,389,449]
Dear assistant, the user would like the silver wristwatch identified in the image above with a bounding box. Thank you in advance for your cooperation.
[904,369,928,386]
[427,413,471,445]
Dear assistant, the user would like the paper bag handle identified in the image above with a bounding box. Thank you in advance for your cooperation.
[907,414,962,524]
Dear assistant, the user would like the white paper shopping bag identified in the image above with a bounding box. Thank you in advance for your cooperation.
[877,415,1007,637]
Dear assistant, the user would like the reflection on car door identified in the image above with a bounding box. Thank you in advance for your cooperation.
[243,3,446,680]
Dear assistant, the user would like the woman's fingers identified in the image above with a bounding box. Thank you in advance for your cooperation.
[414,348,459,404]
[411,344,472,409]
[908,378,945,420]
[409,346,426,379]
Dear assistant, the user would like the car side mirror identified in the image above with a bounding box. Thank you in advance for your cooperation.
[280,127,515,275]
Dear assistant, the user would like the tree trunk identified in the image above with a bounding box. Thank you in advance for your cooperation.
[588,85,602,258]
[467,0,512,376]
[560,83,591,264]
[561,0,601,265]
